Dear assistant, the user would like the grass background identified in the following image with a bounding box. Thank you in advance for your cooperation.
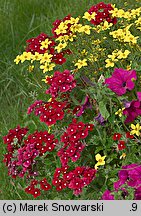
[0,0,140,199]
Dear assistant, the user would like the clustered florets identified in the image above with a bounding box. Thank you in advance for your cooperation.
[58,119,94,166]
[52,166,96,195]
[46,70,76,97]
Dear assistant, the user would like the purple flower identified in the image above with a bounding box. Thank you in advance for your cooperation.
[135,186,141,200]
[137,92,141,101]
[114,180,126,191]
[123,100,141,123]
[102,190,114,200]
[105,68,137,96]
[95,113,106,125]
[76,95,92,117]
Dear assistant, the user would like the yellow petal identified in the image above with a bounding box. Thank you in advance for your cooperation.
[101,156,106,161]
[131,124,135,129]
[95,154,101,161]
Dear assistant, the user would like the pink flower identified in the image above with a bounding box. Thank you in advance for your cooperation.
[105,68,137,96]
[137,92,141,101]
[123,100,141,123]
[102,190,114,200]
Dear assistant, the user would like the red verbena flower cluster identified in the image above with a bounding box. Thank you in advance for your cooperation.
[25,178,51,198]
[46,70,76,98]
[88,2,117,25]
[26,32,72,65]
[27,99,66,126]
[112,132,134,151]
[52,166,97,195]
[3,127,58,179]
[24,130,58,155]
[3,125,28,151]
[26,32,55,54]
[58,119,94,166]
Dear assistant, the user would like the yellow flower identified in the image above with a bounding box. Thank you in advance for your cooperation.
[14,55,21,64]
[101,21,113,30]
[82,12,96,21]
[135,17,141,26]
[40,63,55,73]
[80,25,91,35]
[20,52,32,63]
[54,22,68,35]
[120,153,126,159]
[130,123,141,136]
[124,35,139,44]
[31,52,43,61]
[40,39,51,49]
[75,59,87,69]
[95,154,106,169]
[117,50,130,59]
[81,49,88,55]
[40,53,53,64]
[70,24,83,33]
[55,42,67,53]
[66,17,79,25]
[28,65,34,72]
[115,108,125,117]
[105,59,114,68]
[56,35,69,42]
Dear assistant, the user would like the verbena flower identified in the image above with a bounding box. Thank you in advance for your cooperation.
[87,2,117,25]
[46,70,76,98]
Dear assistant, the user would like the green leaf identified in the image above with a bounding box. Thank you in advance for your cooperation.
[99,101,110,120]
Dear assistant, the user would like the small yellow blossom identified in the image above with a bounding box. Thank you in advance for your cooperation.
[95,154,106,170]
[81,49,88,55]
[31,52,43,61]
[82,11,96,21]
[56,35,69,42]
[40,63,55,73]
[80,25,91,35]
[120,153,126,159]
[75,59,87,69]
[54,22,68,35]
[14,55,21,64]
[117,50,130,59]
[70,24,83,33]
[40,53,53,64]
[66,17,79,25]
[20,52,32,63]
[40,38,51,49]
[28,65,34,72]
[55,42,67,53]
[105,59,114,68]
[130,123,141,136]
[126,64,131,70]
[101,21,113,31]
[115,108,125,117]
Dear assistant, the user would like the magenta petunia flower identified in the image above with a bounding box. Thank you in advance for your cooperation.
[123,100,141,123]
[102,190,114,200]
[105,68,137,96]
[137,92,141,101]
